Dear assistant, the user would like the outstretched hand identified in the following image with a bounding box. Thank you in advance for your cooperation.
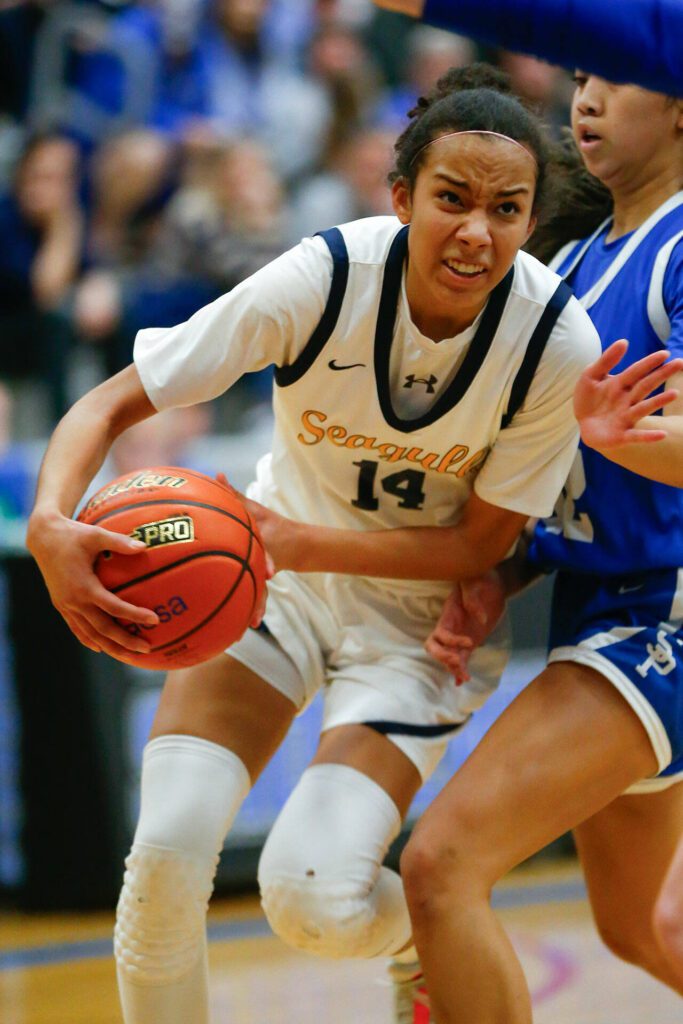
[574,340,683,450]
[425,572,507,685]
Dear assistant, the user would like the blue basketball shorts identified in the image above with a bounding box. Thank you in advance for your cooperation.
[547,567,683,792]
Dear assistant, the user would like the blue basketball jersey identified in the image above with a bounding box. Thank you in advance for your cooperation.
[530,192,683,576]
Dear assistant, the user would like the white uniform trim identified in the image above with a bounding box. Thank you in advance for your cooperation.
[552,195,683,340]
[576,193,683,311]
[647,229,683,341]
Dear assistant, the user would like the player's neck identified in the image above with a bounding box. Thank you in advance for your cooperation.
[608,170,682,241]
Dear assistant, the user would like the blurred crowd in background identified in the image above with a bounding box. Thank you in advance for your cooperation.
[0,0,574,518]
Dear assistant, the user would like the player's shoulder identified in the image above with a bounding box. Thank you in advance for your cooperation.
[514,250,601,365]
[331,216,405,265]
[512,248,570,304]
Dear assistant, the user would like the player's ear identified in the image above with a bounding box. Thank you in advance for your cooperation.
[391,178,413,224]
[523,214,538,244]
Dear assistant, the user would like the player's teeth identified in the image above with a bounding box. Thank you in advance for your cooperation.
[447,260,484,275]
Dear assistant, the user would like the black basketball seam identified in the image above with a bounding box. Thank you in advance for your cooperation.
[151,563,256,653]
[108,548,249,592]
[243,513,258,621]
[110,550,258,653]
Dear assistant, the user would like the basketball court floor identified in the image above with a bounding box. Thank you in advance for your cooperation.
[2,859,682,1023]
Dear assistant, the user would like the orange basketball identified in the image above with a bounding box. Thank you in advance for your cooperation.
[77,466,267,670]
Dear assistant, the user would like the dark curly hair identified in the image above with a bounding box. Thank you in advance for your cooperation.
[390,64,551,213]
[390,62,613,258]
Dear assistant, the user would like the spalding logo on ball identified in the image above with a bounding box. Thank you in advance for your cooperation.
[77,467,267,670]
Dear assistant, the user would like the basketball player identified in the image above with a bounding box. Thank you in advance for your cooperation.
[372,0,683,95]
[407,73,683,1023]
[26,66,602,1024]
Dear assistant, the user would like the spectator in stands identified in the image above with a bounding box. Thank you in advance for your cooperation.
[74,138,289,381]
[373,24,475,131]
[0,133,84,422]
[199,0,333,181]
[109,404,214,477]
[290,124,395,240]
[307,18,382,166]
[499,51,571,134]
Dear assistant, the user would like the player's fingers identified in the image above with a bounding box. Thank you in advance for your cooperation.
[67,610,145,663]
[93,586,160,627]
[630,389,679,420]
[584,339,629,379]
[90,527,147,557]
[216,471,248,504]
[425,633,471,662]
[430,627,475,649]
[616,349,671,390]
[80,605,152,653]
[622,428,668,444]
[64,611,102,653]
[629,360,683,402]
[425,639,470,683]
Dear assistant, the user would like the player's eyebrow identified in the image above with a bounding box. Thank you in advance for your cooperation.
[434,173,531,197]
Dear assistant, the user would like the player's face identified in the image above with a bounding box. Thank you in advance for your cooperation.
[571,73,683,192]
[391,134,537,339]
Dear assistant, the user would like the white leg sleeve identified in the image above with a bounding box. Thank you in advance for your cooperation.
[114,735,251,1024]
[258,763,413,959]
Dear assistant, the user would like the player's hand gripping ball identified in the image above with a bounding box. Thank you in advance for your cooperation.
[77,467,267,670]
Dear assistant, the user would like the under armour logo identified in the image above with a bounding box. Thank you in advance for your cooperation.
[404,374,438,394]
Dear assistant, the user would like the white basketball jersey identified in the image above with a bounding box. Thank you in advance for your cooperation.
[249,217,596,540]
[135,216,600,589]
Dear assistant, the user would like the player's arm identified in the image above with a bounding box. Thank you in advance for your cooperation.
[26,364,162,658]
[243,488,528,581]
[575,340,683,487]
[372,0,683,95]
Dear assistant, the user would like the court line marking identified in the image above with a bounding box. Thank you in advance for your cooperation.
[0,878,587,971]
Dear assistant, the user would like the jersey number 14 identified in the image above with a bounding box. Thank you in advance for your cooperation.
[351,460,426,511]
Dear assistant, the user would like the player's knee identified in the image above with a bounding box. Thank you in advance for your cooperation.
[400,829,455,917]
[260,872,379,958]
[401,814,491,922]
[258,763,404,959]
[115,844,217,985]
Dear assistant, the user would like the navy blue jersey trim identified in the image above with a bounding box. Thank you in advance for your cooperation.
[374,227,515,434]
[501,280,573,429]
[275,228,349,388]
[364,719,463,738]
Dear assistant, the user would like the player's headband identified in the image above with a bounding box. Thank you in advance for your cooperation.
[409,130,538,168]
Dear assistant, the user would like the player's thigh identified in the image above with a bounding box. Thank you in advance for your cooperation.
[405,661,658,885]
[574,783,683,940]
[312,723,423,819]
[150,652,298,781]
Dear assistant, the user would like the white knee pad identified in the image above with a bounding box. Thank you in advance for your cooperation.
[115,735,250,996]
[258,763,412,959]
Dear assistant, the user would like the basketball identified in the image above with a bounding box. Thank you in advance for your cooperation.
[77,466,267,670]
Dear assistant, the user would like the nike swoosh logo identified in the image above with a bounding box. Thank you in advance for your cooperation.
[618,584,644,594]
[328,359,366,371]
